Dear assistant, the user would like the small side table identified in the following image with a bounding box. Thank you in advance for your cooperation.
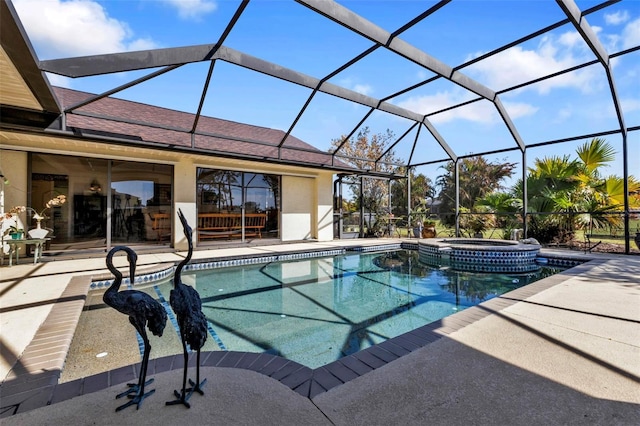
[4,238,49,266]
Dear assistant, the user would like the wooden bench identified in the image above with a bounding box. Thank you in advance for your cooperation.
[198,213,267,241]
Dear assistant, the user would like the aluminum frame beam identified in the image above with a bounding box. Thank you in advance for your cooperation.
[41,45,427,125]
[295,0,493,100]
[556,0,630,252]
[295,0,525,153]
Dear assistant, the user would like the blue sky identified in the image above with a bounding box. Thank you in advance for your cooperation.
[12,0,640,189]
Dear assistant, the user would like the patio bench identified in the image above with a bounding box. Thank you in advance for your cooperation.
[198,213,266,241]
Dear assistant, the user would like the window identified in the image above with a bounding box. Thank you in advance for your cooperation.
[197,168,280,240]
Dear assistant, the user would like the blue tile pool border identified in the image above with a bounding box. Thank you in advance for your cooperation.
[89,242,583,291]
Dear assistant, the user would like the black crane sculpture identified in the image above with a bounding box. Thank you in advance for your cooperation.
[104,246,168,412]
[166,209,208,408]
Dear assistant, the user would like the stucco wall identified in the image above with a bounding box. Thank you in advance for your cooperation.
[173,158,196,250]
[281,175,314,241]
[0,150,28,237]
[316,173,334,242]
[0,150,28,213]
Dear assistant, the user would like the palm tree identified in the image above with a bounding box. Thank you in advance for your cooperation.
[522,137,639,244]
[436,156,516,227]
[476,192,522,238]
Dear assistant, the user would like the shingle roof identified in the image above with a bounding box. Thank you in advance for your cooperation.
[53,87,351,170]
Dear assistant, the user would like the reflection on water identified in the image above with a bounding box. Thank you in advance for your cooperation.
[185,250,565,368]
[65,250,567,381]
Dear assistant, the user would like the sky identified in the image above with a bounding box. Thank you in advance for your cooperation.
[11,0,640,190]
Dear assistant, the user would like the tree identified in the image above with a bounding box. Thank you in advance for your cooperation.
[476,192,522,237]
[390,169,434,217]
[331,127,400,219]
[436,156,517,226]
[519,137,640,243]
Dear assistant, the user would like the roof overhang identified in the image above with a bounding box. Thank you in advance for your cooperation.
[0,0,59,114]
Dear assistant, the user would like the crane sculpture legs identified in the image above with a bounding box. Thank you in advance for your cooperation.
[166,335,207,408]
[188,350,206,396]
[115,319,156,412]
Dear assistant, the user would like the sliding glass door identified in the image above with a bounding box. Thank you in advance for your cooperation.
[110,161,173,244]
[30,153,173,250]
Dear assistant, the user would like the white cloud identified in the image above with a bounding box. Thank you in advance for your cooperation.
[557,31,584,50]
[621,17,640,49]
[45,73,72,88]
[465,33,600,94]
[501,101,539,119]
[164,0,217,20]
[397,91,466,118]
[396,91,536,125]
[605,10,630,25]
[398,91,537,125]
[338,78,374,96]
[553,106,573,124]
[621,97,640,113]
[12,0,158,59]
[353,84,373,96]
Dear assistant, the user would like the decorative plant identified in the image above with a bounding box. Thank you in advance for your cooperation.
[32,194,67,221]
[411,201,430,227]
[1,195,66,236]
[2,205,26,219]
[7,224,24,235]
[1,206,25,238]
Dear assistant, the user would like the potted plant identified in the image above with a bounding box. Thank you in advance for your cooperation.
[1,206,26,240]
[422,220,437,238]
[7,225,24,239]
[411,201,431,238]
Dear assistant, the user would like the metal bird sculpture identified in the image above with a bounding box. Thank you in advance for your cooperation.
[104,246,168,412]
[166,209,208,408]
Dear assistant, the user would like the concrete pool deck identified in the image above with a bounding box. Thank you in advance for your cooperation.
[1,240,639,424]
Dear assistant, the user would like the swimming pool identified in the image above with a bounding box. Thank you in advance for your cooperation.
[63,248,566,382]
[172,249,563,369]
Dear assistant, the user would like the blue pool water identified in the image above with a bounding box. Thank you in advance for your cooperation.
[156,249,564,369]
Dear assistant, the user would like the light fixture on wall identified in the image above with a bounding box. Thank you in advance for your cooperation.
[89,178,102,193]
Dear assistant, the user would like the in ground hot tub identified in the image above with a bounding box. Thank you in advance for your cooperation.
[418,238,541,273]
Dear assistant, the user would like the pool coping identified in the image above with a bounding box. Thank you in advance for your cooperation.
[0,244,595,416]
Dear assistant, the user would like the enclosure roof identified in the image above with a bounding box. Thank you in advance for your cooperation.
[1,0,638,176]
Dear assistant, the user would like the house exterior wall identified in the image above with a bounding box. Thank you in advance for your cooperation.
[316,173,334,242]
[0,149,28,218]
[281,175,314,241]
[174,158,196,250]
[1,133,336,249]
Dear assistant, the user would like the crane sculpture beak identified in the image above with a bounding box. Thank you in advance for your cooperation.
[128,254,136,286]
[177,209,192,239]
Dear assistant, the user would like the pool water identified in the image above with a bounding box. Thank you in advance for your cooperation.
[169,250,563,369]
